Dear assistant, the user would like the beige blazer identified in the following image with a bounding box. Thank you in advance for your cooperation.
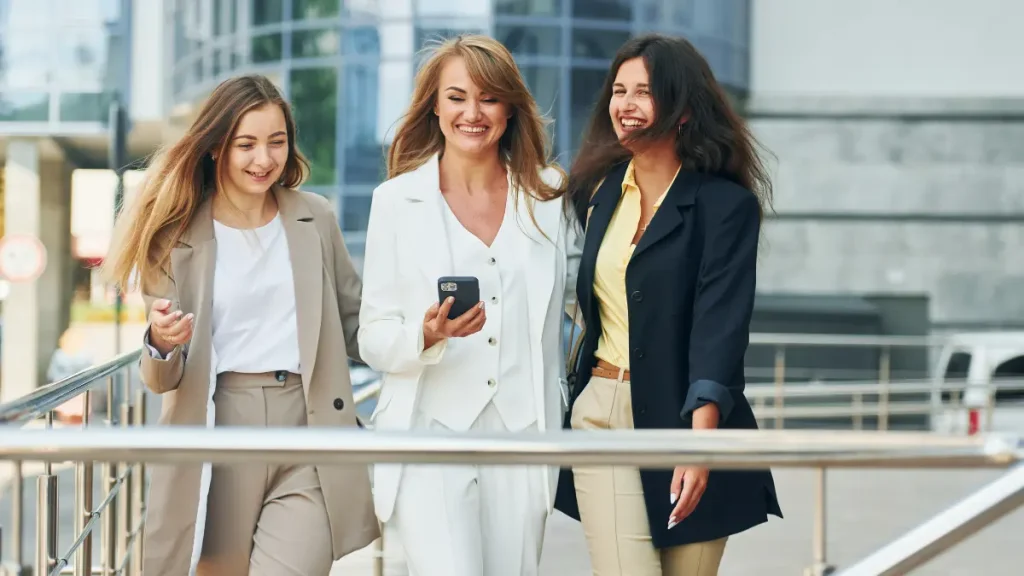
[138,186,379,576]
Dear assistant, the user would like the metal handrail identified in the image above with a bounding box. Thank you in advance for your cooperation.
[840,463,1024,576]
[0,350,141,425]
[0,427,1020,468]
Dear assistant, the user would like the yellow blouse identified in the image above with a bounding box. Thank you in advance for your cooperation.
[592,160,680,369]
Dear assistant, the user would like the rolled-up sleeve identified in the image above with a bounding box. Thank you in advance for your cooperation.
[681,186,760,425]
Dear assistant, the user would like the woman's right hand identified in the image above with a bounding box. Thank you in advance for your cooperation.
[148,299,194,356]
[422,297,486,349]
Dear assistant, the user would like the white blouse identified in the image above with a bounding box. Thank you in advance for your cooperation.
[210,214,300,375]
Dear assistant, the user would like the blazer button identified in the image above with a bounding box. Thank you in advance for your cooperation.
[487,257,496,265]
[630,290,643,302]
[333,398,344,410]
[488,337,497,346]
[487,378,497,387]
[633,348,644,359]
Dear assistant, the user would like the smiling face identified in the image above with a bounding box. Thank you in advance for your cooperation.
[434,56,511,158]
[609,57,655,149]
[221,103,289,196]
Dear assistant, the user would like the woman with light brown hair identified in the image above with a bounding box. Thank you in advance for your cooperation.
[357,34,573,576]
[103,74,378,576]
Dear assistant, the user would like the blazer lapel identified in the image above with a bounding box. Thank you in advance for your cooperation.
[519,192,559,347]
[631,171,702,261]
[404,155,453,283]
[275,187,323,397]
[171,197,215,383]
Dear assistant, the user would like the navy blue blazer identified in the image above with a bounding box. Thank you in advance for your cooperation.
[554,163,783,548]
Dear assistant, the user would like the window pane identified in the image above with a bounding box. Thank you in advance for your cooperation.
[342,63,386,185]
[572,28,630,60]
[494,0,561,16]
[520,65,560,148]
[0,92,50,121]
[495,25,561,57]
[293,28,341,58]
[570,68,608,153]
[59,92,112,122]
[251,33,282,63]
[252,0,283,26]
[341,194,372,232]
[572,0,631,20]
[290,68,338,186]
[293,0,340,19]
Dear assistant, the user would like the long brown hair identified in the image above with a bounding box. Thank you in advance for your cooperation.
[567,34,773,228]
[102,74,309,292]
[387,34,565,212]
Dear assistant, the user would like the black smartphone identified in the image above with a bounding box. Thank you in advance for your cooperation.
[437,276,480,320]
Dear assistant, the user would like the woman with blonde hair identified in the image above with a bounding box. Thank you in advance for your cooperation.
[358,34,573,576]
[103,74,378,576]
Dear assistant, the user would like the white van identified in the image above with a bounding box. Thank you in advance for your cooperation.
[931,332,1024,434]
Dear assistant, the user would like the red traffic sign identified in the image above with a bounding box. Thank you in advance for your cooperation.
[0,234,48,283]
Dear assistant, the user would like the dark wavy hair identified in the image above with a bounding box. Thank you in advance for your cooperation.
[566,33,773,228]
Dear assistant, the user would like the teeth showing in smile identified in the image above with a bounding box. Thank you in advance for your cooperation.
[621,119,645,127]
[247,170,269,178]
[458,125,486,134]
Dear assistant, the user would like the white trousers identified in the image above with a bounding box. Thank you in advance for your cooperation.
[390,402,549,576]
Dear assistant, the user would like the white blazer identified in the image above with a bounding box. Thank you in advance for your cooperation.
[357,154,575,523]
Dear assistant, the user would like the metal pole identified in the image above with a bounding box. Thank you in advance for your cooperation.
[101,377,118,576]
[773,345,786,429]
[840,464,1024,575]
[116,376,132,574]
[108,98,127,357]
[76,391,94,576]
[878,347,891,431]
[804,467,835,575]
[129,388,146,576]
[11,459,23,573]
[373,532,384,576]
[36,412,58,576]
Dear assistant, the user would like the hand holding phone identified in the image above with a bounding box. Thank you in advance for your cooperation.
[422,277,486,348]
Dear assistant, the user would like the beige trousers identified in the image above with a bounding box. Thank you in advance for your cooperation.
[571,375,727,576]
[197,371,332,576]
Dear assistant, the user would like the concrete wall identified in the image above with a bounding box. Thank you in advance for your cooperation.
[748,0,1024,329]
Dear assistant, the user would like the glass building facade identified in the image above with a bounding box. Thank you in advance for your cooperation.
[0,0,131,134]
[167,0,750,265]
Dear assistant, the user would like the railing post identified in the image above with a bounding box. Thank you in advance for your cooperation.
[878,346,891,431]
[75,390,94,576]
[773,345,786,429]
[11,459,24,575]
[102,376,118,576]
[36,412,58,576]
[804,467,835,575]
[130,388,147,576]
[116,373,133,575]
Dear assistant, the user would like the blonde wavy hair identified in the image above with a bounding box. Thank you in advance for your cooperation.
[387,34,565,218]
[102,75,309,293]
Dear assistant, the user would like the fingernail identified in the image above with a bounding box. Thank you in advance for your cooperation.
[667,519,678,530]
[670,493,677,505]
[186,313,194,320]
[175,311,183,318]
[447,297,454,304]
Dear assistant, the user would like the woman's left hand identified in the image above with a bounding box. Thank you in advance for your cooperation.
[668,465,709,529]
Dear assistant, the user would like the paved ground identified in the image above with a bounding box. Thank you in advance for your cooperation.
[3,464,1021,575]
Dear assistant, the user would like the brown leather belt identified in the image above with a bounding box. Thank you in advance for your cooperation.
[591,359,630,381]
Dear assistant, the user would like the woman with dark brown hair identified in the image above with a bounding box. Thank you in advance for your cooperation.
[555,34,783,575]
[104,74,377,576]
